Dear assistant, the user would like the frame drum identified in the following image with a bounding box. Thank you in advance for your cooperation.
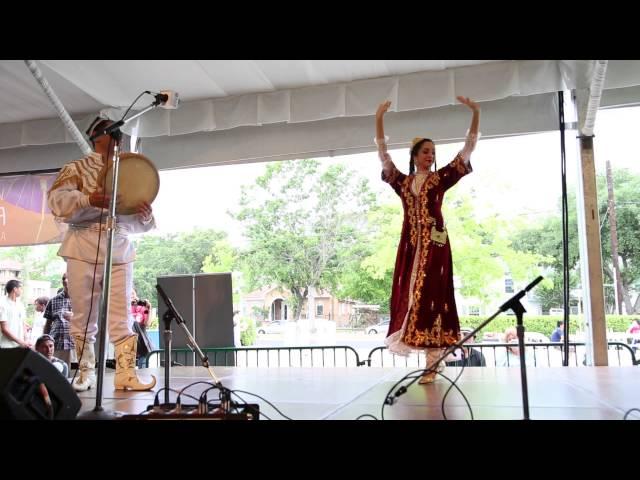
[104,152,160,215]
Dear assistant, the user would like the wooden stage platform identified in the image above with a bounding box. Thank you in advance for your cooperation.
[75,366,640,420]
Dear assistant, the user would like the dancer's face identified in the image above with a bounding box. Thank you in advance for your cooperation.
[413,141,435,172]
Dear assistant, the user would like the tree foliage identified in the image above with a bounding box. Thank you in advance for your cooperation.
[132,228,231,305]
[232,159,376,319]
[512,167,640,313]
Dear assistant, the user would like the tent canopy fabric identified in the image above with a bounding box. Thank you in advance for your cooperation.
[1,60,640,173]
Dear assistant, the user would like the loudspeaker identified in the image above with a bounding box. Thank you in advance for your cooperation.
[157,273,235,366]
[0,348,81,420]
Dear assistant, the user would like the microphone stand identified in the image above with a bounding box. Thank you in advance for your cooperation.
[387,276,543,421]
[498,278,539,420]
[78,98,165,420]
[156,284,229,412]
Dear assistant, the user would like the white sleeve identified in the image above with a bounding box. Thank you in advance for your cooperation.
[119,214,157,234]
[375,135,391,164]
[47,181,93,220]
[459,130,482,163]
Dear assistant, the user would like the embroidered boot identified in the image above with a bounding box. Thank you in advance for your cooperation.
[72,335,97,392]
[114,334,156,391]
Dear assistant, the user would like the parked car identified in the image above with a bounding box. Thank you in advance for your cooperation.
[481,332,501,343]
[365,320,390,335]
[257,320,288,334]
[481,331,548,343]
[525,332,549,343]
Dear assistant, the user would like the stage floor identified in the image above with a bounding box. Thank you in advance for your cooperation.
[75,366,640,420]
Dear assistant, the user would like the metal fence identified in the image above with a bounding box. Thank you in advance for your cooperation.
[144,342,638,368]
[365,342,638,367]
[144,345,364,368]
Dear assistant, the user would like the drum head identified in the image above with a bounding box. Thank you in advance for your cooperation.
[104,152,160,215]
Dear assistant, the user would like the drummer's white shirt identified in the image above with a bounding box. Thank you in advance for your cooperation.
[48,153,156,265]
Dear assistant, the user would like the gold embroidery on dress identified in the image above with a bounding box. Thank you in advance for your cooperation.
[404,173,434,338]
[400,164,463,349]
[453,153,468,174]
[403,177,417,247]
[404,312,458,347]
[386,167,401,185]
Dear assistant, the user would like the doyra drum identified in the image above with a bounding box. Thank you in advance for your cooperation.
[104,152,160,215]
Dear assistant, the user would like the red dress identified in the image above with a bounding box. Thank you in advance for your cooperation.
[383,153,472,355]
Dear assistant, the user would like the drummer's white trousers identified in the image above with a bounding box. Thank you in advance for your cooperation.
[66,258,134,345]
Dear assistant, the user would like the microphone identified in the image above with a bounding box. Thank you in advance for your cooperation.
[152,90,180,109]
[88,119,124,141]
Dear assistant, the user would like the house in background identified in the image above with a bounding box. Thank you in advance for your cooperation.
[24,279,52,303]
[240,286,363,327]
[0,259,52,304]
[0,259,22,293]
[455,274,543,318]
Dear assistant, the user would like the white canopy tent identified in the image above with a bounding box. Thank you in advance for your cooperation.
[3,59,640,367]
[3,59,640,173]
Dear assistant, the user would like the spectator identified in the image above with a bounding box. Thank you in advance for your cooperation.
[551,321,564,342]
[445,328,486,367]
[35,334,69,377]
[43,273,75,373]
[30,296,49,345]
[0,280,30,349]
[628,319,640,352]
[500,327,533,367]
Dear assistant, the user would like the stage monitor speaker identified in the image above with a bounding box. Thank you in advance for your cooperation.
[0,348,81,420]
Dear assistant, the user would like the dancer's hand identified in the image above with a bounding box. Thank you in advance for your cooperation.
[456,96,479,112]
[376,100,392,118]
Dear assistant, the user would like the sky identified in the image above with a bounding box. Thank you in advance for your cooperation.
[150,104,640,245]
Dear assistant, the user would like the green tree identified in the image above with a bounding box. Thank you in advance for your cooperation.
[335,203,400,311]
[132,228,230,304]
[444,189,546,306]
[335,180,545,312]
[202,239,236,273]
[597,168,640,313]
[511,167,640,313]
[240,317,256,346]
[0,244,65,286]
[201,238,240,303]
[232,159,376,319]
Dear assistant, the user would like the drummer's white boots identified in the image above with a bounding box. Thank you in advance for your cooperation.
[72,336,97,392]
[114,334,156,391]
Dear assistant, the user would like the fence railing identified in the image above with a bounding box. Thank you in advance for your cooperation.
[144,342,638,369]
[364,342,638,368]
[144,345,365,368]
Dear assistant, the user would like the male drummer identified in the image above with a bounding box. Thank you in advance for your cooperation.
[47,116,157,392]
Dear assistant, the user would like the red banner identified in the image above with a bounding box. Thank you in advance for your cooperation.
[0,173,61,247]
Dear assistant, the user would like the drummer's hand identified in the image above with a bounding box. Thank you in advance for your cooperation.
[89,192,121,209]
[89,192,111,209]
[136,201,153,222]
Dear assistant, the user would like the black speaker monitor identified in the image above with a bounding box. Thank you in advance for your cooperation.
[0,348,81,420]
